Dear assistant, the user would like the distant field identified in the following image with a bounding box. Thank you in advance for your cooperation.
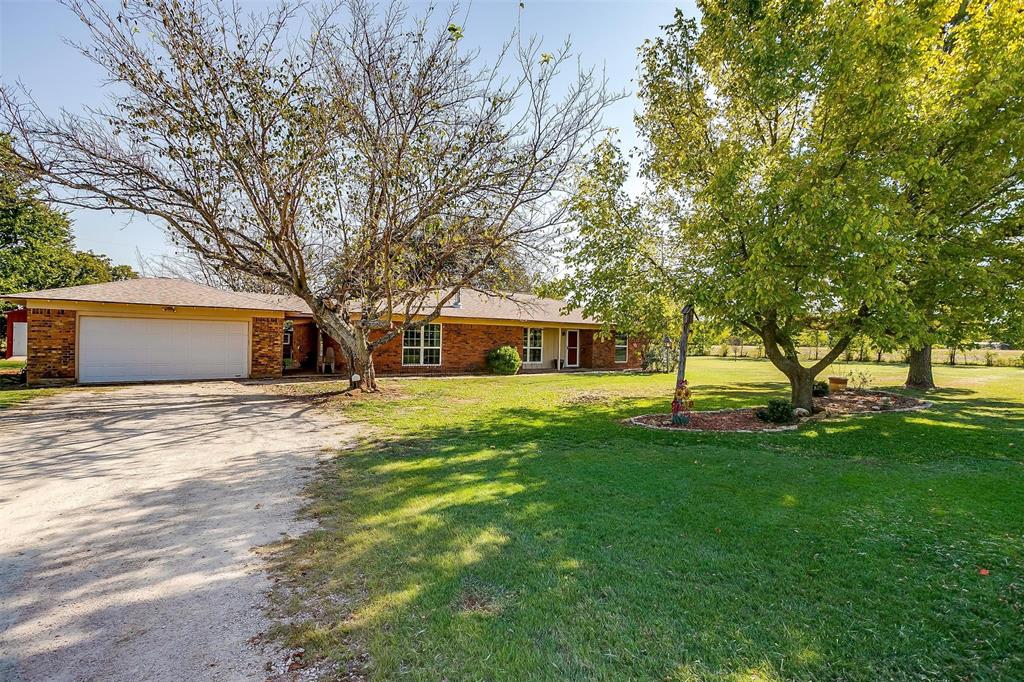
[707,345,1023,367]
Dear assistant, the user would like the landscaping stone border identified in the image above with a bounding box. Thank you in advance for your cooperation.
[626,390,934,433]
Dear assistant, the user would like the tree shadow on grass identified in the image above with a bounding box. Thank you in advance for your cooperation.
[277,388,1024,680]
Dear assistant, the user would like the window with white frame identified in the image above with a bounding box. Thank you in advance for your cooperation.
[403,323,442,365]
[523,327,543,363]
[615,332,628,363]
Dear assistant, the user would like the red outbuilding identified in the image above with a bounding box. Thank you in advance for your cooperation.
[4,307,27,359]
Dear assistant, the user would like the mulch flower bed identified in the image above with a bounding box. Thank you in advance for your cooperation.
[627,389,931,433]
[816,389,923,414]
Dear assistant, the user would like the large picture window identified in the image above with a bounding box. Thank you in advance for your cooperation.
[403,323,442,366]
[615,333,628,363]
[523,328,543,363]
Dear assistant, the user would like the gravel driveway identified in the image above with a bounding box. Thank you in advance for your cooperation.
[0,381,355,682]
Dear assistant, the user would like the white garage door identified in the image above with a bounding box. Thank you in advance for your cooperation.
[79,317,249,384]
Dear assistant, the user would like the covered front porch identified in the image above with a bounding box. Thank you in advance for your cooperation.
[280,316,632,377]
[520,326,602,372]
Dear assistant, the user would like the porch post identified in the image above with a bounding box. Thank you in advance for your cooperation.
[557,327,562,371]
[317,329,323,373]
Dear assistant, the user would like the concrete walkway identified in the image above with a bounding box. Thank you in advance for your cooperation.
[0,381,354,681]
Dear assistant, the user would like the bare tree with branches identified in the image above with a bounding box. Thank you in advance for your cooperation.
[0,0,617,389]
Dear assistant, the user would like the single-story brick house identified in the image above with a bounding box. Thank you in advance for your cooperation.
[1,278,643,386]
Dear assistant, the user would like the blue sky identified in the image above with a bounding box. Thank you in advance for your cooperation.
[0,0,695,268]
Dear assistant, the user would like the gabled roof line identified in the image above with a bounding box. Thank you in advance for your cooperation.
[1,278,601,326]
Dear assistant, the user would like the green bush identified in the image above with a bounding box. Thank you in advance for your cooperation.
[848,368,873,389]
[756,398,794,424]
[642,341,677,373]
[487,345,522,375]
[812,380,830,397]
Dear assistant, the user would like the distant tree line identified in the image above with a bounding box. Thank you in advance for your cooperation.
[1,134,137,339]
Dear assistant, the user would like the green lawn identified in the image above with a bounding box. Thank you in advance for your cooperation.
[270,358,1024,681]
[0,357,26,370]
[0,358,47,409]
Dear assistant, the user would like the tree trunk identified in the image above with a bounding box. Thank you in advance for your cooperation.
[306,298,380,392]
[350,349,377,391]
[905,344,935,389]
[789,369,815,413]
[347,333,378,391]
[760,324,852,414]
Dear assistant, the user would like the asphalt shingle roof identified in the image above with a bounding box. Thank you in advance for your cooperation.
[2,278,600,326]
[2,278,298,312]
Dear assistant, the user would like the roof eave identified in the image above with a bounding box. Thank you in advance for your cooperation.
[7,296,288,314]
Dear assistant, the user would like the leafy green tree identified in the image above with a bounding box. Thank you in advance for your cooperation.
[564,2,929,410]
[1,137,75,295]
[561,0,1023,408]
[547,140,683,345]
[888,1,1024,388]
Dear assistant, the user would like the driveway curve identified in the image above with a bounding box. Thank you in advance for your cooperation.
[0,381,354,682]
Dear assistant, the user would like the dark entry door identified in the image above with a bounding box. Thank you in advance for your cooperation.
[566,330,579,367]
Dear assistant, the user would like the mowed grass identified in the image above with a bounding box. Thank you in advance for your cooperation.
[271,358,1024,681]
[0,358,48,409]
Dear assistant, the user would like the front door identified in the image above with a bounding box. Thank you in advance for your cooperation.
[566,330,579,367]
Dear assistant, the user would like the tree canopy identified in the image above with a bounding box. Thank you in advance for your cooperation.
[0,0,615,389]
[558,0,1024,408]
[886,0,1024,387]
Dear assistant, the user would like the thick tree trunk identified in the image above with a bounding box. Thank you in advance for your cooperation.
[760,323,852,414]
[306,298,380,392]
[789,369,815,413]
[906,344,935,389]
[345,328,378,391]
[349,349,377,391]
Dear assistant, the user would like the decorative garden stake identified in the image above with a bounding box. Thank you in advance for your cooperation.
[671,378,694,425]
[671,304,697,425]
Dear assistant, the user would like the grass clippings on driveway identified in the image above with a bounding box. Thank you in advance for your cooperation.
[269,358,1024,681]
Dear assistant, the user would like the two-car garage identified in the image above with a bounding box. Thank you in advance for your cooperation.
[2,278,295,386]
[78,316,250,384]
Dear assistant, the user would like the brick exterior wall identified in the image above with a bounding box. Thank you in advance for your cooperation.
[325,322,523,376]
[589,330,644,370]
[579,330,596,368]
[251,317,284,378]
[376,323,521,375]
[320,321,643,376]
[27,308,77,385]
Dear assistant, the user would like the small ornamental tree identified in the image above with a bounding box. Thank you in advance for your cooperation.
[0,0,616,390]
[548,139,684,346]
